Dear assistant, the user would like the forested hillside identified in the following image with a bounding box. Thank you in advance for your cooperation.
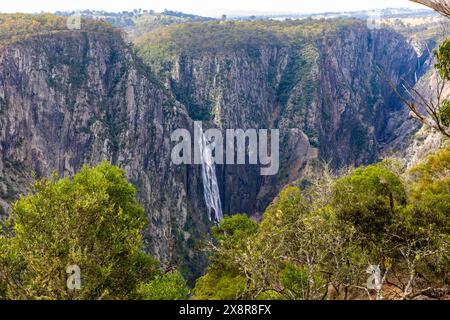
[193,148,450,300]
[0,9,448,300]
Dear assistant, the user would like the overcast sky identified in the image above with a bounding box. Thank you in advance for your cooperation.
[0,0,426,17]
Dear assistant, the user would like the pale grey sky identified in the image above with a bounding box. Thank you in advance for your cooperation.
[0,0,426,17]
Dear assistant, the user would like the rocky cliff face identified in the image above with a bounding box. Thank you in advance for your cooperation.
[0,17,440,278]
[136,20,432,216]
[0,28,213,275]
[381,67,450,167]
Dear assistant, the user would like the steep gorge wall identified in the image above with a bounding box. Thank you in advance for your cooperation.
[138,21,431,216]
[0,30,212,274]
[0,20,437,278]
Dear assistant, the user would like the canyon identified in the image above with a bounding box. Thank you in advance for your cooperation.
[0,14,446,277]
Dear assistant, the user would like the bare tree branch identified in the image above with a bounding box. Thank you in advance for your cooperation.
[377,66,450,138]
[409,0,450,18]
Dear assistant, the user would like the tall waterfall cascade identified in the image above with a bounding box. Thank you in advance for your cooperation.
[197,125,223,223]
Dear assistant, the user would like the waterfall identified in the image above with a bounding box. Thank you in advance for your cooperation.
[197,124,223,223]
[415,57,420,83]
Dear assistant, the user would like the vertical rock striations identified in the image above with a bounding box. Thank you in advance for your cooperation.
[135,20,431,216]
[0,27,210,273]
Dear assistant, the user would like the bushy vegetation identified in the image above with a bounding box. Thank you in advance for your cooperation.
[134,19,359,75]
[136,271,190,300]
[435,38,450,81]
[192,214,258,300]
[0,153,447,300]
[0,13,448,300]
[435,39,450,130]
[129,10,213,38]
[54,9,213,37]
[0,162,189,300]
[193,149,450,300]
[0,13,116,45]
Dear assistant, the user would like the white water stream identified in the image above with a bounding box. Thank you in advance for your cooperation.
[197,125,223,223]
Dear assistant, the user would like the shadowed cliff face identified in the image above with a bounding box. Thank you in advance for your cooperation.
[314,26,426,166]
[136,21,430,216]
[0,19,435,278]
[0,30,213,274]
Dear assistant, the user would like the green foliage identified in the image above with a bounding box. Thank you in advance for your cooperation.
[408,148,450,233]
[0,13,66,43]
[257,188,361,300]
[439,99,450,127]
[211,213,259,244]
[259,186,308,234]
[134,19,359,75]
[278,43,319,109]
[333,164,407,240]
[129,12,212,38]
[136,271,190,300]
[435,38,450,81]
[196,149,450,300]
[192,215,258,300]
[0,162,159,300]
[279,262,326,299]
[192,271,247,300]
[0,13,116,46]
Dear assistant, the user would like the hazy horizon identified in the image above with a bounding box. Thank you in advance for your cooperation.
[0,0,427,18]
